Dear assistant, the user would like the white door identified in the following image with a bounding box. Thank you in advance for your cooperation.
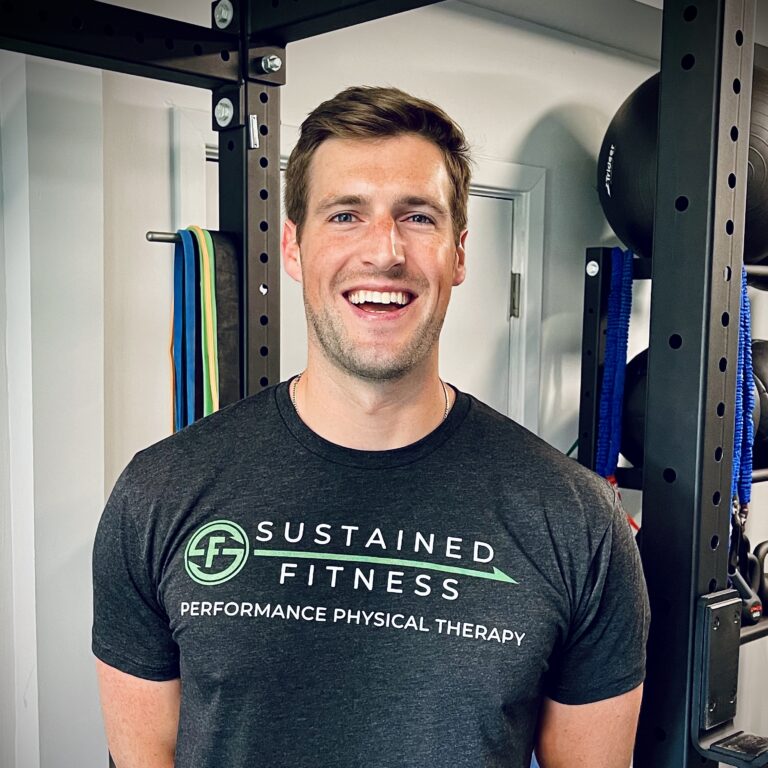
[440,194,514,415]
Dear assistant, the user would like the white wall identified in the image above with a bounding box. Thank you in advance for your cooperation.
[0,51,40,768]
[0,51,17,768]
[1,54,106,767]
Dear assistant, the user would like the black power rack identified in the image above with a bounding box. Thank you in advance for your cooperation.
[578,2,768,764]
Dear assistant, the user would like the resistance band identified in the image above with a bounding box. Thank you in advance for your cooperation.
[172,238,185,432]
[730,267,755,581]
[179,228,201,427]
[210,231,241,407]
[172,226,236,429]
[190,226,219,416]
[595,248,634,479]
[733,266,755,506]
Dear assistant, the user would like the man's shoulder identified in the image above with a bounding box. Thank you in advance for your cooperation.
[119,386,281,496]
[459,393,617,515]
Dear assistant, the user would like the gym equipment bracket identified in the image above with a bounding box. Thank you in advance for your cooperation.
[692,591,768,766]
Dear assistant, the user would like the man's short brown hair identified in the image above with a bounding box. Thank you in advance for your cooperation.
[284,86,472,245]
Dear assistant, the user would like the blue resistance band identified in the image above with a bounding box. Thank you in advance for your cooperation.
[172,239,185,432]
[732,267,754,506]
[596,248,634,478]
[179,228,199,428]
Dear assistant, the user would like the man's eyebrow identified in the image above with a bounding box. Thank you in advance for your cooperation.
[314,194,449,216]
[395,196,449,216]
[315,195,368,213]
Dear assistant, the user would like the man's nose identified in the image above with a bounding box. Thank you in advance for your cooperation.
[361,218,406,271]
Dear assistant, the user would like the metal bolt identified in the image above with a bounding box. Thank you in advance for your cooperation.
[586,260,599,277]
[709,700,717,713]
[214,98,235,128]
[713,616,721,630]
[734,611,740,624]
[261,54,283,73]
[213,0,234,29]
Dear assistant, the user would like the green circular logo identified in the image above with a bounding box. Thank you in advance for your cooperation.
[184,520,249,585]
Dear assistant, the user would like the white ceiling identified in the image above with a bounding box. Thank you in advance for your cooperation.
[458,0,768,62]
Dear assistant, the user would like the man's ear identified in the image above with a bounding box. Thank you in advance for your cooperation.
[282,219,302,283]
[452,229,468,287]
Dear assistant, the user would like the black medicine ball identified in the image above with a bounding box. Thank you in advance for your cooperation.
[598,68,768,264]
[620,347,762,468]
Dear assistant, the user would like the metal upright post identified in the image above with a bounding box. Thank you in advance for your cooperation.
[578,247,614,471]
[214,1,284,396]
[634,1,756,766]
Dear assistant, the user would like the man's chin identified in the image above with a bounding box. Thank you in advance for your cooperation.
[338,356,415,383]
[322,346,419,382]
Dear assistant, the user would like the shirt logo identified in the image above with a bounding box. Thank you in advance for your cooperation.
[185,520,249,585]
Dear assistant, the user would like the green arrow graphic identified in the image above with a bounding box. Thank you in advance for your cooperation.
[252,549,518,584]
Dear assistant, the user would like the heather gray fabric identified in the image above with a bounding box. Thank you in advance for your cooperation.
[92,381,649,768]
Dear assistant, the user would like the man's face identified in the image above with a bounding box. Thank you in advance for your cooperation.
[282,133,467,382]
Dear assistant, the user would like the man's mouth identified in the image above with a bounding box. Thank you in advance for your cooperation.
[345,289,413,313]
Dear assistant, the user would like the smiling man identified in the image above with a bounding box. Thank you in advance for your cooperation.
[93,86,650,768]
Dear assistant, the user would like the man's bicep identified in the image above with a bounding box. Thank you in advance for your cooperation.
[96,658,181,768]
[535,684,643,768]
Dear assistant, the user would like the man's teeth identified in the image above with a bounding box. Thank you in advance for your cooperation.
[347,290,411,306]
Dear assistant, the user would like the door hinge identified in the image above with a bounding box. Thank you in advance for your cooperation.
[510,272,521,318]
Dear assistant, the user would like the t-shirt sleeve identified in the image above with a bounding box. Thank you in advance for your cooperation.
[546,495,650,704]
[92,462,180,681]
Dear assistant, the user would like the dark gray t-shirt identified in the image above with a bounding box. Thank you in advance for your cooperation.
[92,382,649,768]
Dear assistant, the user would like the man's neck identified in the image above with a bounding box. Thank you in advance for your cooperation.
[291,358,453,451]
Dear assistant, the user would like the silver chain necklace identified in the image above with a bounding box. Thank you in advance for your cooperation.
[291,373,450,422]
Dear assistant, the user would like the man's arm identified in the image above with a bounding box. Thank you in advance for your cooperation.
[95,659,181,768]
[535,684,643,768]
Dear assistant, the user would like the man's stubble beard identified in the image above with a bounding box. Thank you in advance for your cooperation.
[303,281,447,382]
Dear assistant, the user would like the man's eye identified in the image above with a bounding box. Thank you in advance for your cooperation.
[406,213,435,225]
[330,212,356,223]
